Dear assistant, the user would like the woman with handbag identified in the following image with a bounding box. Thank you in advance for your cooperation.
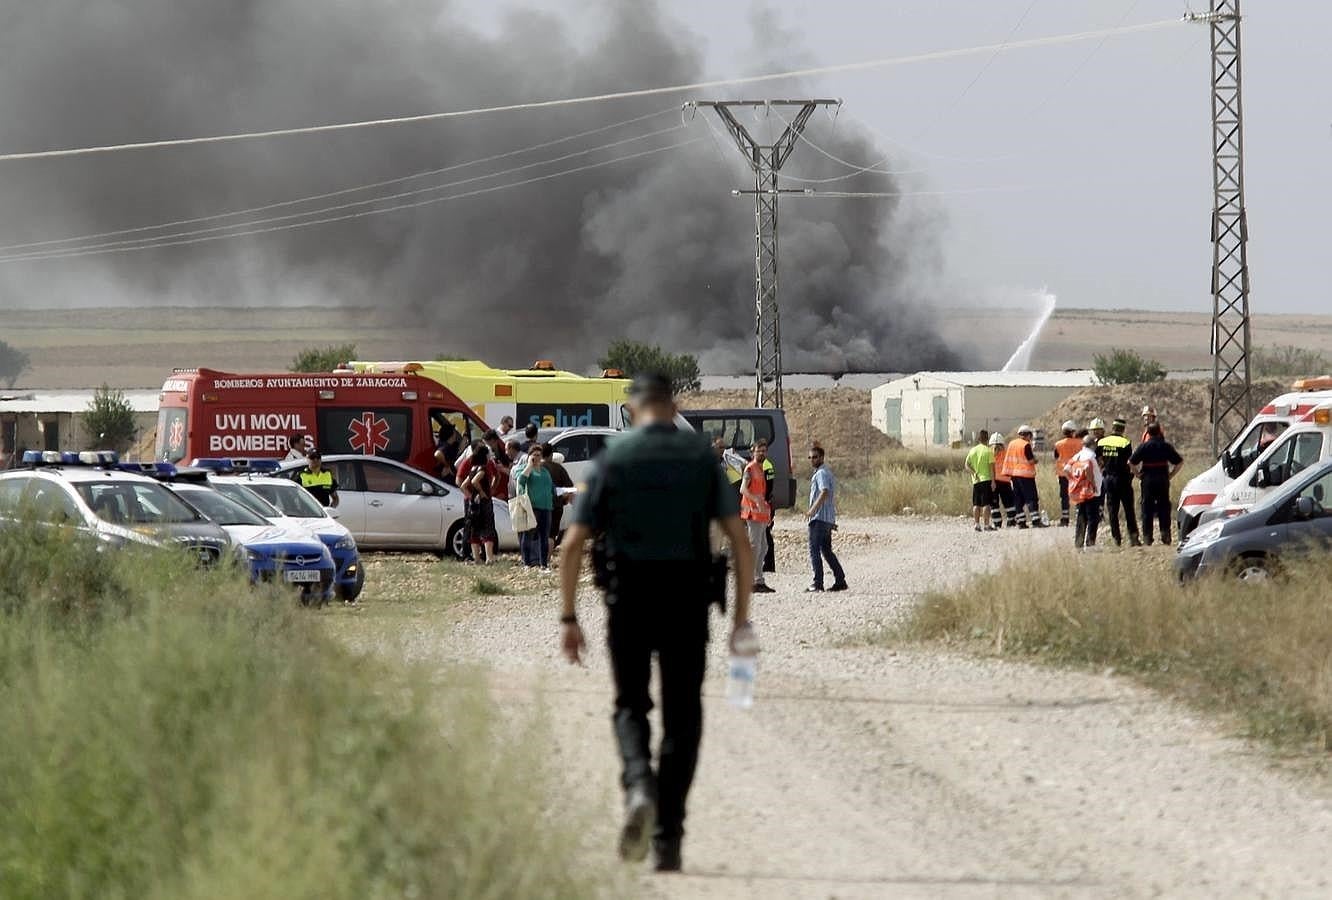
[516,446,556,569]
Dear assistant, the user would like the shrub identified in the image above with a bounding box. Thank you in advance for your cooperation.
[474,577,506,596]
[1251,345,1329,378]
[0,527,606,899]
[895,550,1332,747]
[290,343,357,373]
[598,340,700,394]
[1092,348,1167,385]
[82,384,138,453]
[0,339,30,389]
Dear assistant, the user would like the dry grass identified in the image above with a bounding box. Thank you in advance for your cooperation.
[893,550,1332,749]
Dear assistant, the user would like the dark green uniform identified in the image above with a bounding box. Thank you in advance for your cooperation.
[571,423,737,848]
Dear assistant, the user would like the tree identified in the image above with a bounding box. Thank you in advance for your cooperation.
[598,341,701,395]
[0,340,31,389]
[1251,345,1328,378]
[83,385,137,453]
[1092,348,1167,386]
[290,343,357,373]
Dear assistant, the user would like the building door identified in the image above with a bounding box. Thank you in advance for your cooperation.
[882,398,902,440]
[42,420,59,452]
[931,395,949,446]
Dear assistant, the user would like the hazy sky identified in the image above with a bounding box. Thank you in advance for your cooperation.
[467,0,1331,316]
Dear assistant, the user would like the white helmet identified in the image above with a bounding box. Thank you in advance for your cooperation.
[1017,424,1033,435]
[1088,417,1106,431]
[1142,405,1156,416]
[1061,420,1078,432]
[989,432,1004,446]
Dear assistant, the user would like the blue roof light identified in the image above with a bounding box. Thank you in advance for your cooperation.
[21,449,119,467]
[191,458,282,474]
[116,461,177,477]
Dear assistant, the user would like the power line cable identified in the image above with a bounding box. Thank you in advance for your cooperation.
[0,18,1186,164]
[0,107,679,254]
[0,139,700,264]
[0,124,686,259]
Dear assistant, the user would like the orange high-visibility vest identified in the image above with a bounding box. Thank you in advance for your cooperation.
[739,459,772,523]
[1054,436,1081,472]
[992,446,1011,483]
[1005,438,1037,478]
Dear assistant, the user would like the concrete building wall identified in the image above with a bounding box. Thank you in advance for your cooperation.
[1,411,157,463]
[961,385,1086,448]
[871,377,967,449]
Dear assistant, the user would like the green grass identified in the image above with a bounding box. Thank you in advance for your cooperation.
[474,577,507,596]
[889,549,1332,750]
[0,526,610,899]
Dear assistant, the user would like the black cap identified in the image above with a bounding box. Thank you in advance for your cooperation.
[1112,418,1127,429]
[627,372,673,403]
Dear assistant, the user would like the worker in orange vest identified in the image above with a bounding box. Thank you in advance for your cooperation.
[989,432,1016,528]
[1004,425,1045,528]
[740,439,775,594]
[1052,420,1082,527]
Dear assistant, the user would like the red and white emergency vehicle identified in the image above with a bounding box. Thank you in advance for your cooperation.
[1177,377,1332,537]
[154,368,486,475]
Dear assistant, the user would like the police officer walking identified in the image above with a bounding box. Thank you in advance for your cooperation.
[1130,422,1184,545]
[557,373,755,873]
[1097,418,1141,547]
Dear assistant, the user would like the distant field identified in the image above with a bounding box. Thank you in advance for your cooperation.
[5,305,1331,389]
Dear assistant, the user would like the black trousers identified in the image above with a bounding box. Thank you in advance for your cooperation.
[1057,476,1071,524]
[1140,478,1173,545]
[1074,498,1102,548]
[1102,476,1139,544]
[764,519,776,573]
[607,588,710,842]
[991,481,1017,526]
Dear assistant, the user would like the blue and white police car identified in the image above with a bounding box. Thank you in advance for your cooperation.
[192,459,364,603]
[161,480,337,606]
[0,451,231,561]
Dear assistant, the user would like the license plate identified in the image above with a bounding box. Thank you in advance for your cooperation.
[285,569,322,583]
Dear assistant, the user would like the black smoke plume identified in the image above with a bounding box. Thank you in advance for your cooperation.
[0,0,958,372]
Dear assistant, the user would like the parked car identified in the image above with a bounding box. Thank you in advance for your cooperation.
[209,475,364,602]
[1175,457,1332,582]
[164,481,336,606]
[274,455,519,558]
[0,452,231,562]
[535,426,618,484]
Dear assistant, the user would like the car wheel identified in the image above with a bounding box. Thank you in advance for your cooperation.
[446,520,467,560]
[1231,555,1275,583]
[337,566,365,602]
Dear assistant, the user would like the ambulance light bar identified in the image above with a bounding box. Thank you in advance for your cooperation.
[21,450,120,467]
[190,458,282,474]
[1315,407,1331,426]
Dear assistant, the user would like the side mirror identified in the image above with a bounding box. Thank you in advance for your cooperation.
[420,482,435,495]
[1255,464,1269,488]
[1268,465,1286,487]
[1296,496,1316,520]
[326,509,340,520]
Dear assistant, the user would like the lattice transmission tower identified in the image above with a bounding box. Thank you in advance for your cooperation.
[689,99,839,409]
[1189,1,1252,454]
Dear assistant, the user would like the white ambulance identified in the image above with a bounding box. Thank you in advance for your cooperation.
[1194,401,1332,528]
[1176,377,1332,537]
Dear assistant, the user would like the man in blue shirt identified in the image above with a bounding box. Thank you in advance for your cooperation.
[803,443,848,593]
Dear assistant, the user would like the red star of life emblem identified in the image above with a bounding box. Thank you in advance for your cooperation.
[348,412,391,455]
[168,418,185,451]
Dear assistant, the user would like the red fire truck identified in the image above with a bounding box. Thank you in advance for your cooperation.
[154,368,486,474]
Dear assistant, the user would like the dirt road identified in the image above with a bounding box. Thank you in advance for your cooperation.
[406,518,1332,898]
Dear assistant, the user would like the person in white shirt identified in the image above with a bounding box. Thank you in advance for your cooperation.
[1064,434,1105,550]
[283,433,308,462]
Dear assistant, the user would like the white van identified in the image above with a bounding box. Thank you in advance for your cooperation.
[1177,384,1332,537]
[1196,404,1332,527]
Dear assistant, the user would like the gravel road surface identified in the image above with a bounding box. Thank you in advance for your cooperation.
[389,517,1332,898]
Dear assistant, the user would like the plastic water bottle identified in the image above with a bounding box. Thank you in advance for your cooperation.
[726,624,760,709]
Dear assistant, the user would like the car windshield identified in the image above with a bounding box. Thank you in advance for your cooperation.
[247,481,328,519]
[174,488,269,527]
[75,480,202,525]
[213,482,282,519]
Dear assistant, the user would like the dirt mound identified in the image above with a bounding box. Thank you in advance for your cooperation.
[1038,378,1289,453]
[682,388,895,478]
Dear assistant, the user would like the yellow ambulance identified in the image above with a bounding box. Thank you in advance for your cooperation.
[348,359,633,430]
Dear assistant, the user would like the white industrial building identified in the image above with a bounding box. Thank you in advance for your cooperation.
[870,371,1098,450]
[1,390,161,463]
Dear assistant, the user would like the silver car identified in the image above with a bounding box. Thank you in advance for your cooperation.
[276,455,518,558]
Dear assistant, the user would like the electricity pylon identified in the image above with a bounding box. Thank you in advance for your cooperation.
[1189,1,1252,454]
[690,99,839,409]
